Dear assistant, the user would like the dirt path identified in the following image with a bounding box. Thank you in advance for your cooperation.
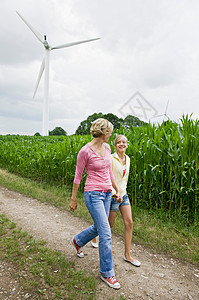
[0,186,198,300]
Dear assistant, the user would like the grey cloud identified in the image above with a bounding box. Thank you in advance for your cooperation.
[1,0,199,135]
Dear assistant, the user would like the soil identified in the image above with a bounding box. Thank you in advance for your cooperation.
[0,186,199,300]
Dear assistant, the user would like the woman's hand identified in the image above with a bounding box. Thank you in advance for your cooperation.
[112,193,123,204]
[70,183,80,212]
[111,180,123,203]
[70,198,77,212]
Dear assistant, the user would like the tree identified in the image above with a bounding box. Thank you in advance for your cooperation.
[34,132,41,136]
[122,115,147,129]
[49,127,67,136]
[75,113,104,135]
[75,113,146,135]
[103,113,123,130]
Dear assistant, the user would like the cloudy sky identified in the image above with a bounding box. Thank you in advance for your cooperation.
[1,0,199,135]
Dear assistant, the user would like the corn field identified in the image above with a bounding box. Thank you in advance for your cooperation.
[0,115,198,222]
[0,134,90,189]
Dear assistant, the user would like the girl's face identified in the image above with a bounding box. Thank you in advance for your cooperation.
[115,139,128,153]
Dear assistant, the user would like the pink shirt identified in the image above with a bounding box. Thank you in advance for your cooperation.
[74,143,114,191]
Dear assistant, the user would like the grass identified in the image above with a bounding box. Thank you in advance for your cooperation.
[0,169,92,222]
[0,214,96,299]
[128,208,198,264]
[0,168,198,269]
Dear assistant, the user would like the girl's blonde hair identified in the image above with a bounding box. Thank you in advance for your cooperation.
[114,135,128,146]
[90,118,113,137]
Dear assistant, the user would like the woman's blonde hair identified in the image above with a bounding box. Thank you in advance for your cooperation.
[90,118,113,137]
[114,135,128,146]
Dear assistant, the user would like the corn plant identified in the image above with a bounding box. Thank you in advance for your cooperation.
[123,116,199,222]
[0,115,198,222]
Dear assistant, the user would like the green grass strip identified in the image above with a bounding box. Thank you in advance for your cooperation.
[0,214,96,299]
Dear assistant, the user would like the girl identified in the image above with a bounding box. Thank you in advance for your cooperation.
[109,135,141,266]
[92,135,141,267]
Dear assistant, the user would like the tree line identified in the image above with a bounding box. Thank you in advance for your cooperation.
[75,113,146,135]
[34,113,146,136]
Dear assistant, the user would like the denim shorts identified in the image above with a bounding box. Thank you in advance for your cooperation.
[110,193,130,211]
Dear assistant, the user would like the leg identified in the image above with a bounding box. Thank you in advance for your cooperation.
[108,211,117,228]
[75,191,115,278]
[119,204,134,261]
[119,201,141,267]
[108,196,120,228]
[108,201,118,254]
[96,192,115,277]
[92,237,97,243]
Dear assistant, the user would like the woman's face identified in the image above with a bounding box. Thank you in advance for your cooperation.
[103,130,112,142]
[115,139,128,153]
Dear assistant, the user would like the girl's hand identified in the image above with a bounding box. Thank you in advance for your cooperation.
[112,193,123,204]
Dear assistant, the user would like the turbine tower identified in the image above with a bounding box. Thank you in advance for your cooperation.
[16,11,100,136]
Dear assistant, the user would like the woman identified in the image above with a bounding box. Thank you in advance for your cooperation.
[69,118,122,289]
[109,135,141,267]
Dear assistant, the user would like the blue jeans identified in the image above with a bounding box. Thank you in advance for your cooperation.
[74,191,115,278]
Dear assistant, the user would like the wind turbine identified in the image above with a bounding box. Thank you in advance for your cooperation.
[16,11,100,136]
[151,100,170,121]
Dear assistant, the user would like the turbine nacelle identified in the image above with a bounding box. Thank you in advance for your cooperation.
[43,35,51,50]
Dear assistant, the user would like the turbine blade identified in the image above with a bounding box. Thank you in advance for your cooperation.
[51,37,100,50]
[16,11,43,44]
[151,114,164,119]
[33,58,45,98]
[165,100,169,114]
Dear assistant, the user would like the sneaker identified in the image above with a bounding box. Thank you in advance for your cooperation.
[100,275,120,289]
[72,238,84,258]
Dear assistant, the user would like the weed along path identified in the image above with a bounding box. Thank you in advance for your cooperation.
[0,186,198,300]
